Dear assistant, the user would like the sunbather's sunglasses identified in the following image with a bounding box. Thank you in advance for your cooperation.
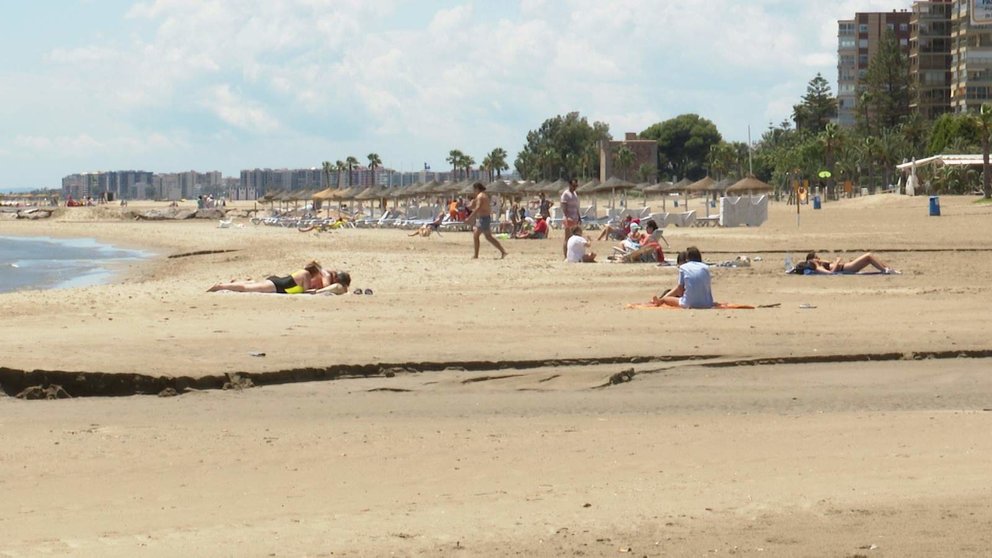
[352,288,374,295]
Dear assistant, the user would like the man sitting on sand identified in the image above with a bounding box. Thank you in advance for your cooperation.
[208,261,351,295]
[565,225,596,263]
[656,247,713,308]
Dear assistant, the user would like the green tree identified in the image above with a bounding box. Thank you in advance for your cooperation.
[367,153,382,187]
[345,156,359,188]
[462,154,476,181]
[929,112,980,154]
[641,114,722,181]
[514,112,611,180]
[614,144,635,180]
[334,160,346,188]
[321,161,333,189]
[447,149,465,180]
[487,148,509,178]
[792,73,838,133]
[976,103,992,198]
[637,163,657,183]
[858,30,912,134]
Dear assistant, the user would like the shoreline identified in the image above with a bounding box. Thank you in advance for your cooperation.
[2,196,992,377]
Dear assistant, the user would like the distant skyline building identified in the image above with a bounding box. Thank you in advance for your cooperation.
[838,0,992,126]
[910,0,953,120]
[836,9,913,127]
[949,0,992,112]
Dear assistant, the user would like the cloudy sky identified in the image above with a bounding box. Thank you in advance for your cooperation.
[0,0,902,189]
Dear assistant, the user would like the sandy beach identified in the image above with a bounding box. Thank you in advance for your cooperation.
[2,194,991,556]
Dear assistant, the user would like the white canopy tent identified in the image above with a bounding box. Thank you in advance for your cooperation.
[895,154,986,172]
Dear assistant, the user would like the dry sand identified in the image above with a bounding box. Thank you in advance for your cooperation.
[1,194,991,556]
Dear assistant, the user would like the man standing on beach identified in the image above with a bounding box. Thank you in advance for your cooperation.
[561,178,580,258]
[466,182,508,259]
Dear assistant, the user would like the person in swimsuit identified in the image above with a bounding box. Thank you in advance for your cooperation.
[466,182,507,259]
[804,252,900,275]
[561,178,581,258]
[208,261,351,294]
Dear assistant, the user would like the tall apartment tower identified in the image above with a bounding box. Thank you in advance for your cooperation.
[837,10,913,127]
[950,0,992,112]
[910,1,953,120]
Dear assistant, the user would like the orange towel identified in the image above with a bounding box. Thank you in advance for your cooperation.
[626,301,755,310]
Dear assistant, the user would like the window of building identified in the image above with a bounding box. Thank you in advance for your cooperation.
[900,23,908,32]
[859,24,869,33]
[840,38,855,48]
[859,39,869,48]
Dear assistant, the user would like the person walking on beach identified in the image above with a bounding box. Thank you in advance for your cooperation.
[561,178,581,258]
[466,182,507,259]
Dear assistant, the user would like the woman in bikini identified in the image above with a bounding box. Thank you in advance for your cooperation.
[208,261,351,294]
[804,252,900,275]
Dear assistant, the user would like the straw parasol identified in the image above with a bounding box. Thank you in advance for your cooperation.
[686,176,718,193]
[725,176,774,194]
[576,178,600,194]
[485,180,517,195]
[594,176,637,208]
[312,188,336,201]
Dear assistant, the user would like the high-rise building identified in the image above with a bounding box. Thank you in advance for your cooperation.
[837,10,913,127]
[950,0,992,112]
[910,1,953,120]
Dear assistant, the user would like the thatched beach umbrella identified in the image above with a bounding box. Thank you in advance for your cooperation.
[686,176,717,194]
[725,176,774,195]
[576,179,600,194]
[594,176,637,208]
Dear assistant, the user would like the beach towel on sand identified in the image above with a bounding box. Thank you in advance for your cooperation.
[626,299,757,310]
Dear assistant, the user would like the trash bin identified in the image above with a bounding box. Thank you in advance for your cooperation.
[812,195,821,210]
[929,196,941,216]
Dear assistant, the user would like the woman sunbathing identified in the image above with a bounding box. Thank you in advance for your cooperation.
[803,252,900,275]
[208,261,351,294]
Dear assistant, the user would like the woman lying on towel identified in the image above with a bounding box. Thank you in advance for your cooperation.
[208,260,351,295]
[799,252,900,275]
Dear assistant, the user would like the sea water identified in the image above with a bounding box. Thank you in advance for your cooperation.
[0,236,150,294]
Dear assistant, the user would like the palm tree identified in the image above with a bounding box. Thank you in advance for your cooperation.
[446,150,465,180]
[487,148,509,178]
[345,156,359,188]
[462,155,476,182]
[334,160,346,188]
[367,153,382,187]
[614,144,635,181]
[321,161,333,188]
[819,123,841,197]
[976,103,992,199]
[481,154,494,182]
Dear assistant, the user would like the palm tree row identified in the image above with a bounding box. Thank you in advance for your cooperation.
[447,148,509,182]
[320,153,383,189]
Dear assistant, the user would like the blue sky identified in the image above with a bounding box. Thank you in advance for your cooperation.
[0,0,900,190]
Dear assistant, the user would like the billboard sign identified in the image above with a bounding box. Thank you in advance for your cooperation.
[973,0,992,25]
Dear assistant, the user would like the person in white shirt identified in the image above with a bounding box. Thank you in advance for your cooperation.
[565,225,596,263]
[657,246,714,308]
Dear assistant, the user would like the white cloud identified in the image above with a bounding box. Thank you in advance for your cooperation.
[3,0,897,186]
[203,85,279,133]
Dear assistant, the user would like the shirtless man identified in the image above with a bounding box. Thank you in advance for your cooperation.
[466,182,508,259]
[560,178,581,258]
